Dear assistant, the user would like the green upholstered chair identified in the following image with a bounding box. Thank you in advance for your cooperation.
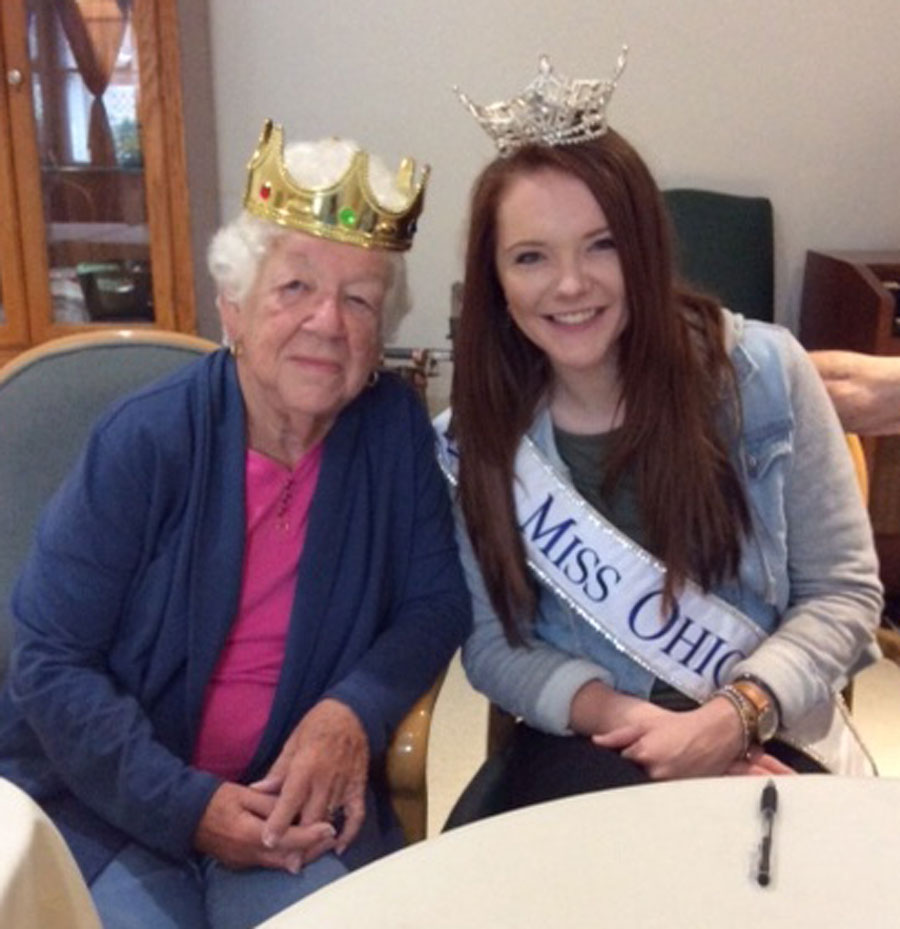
[0,330,219,689]
[663,188,775,323]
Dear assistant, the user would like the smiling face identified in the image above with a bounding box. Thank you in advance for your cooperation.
[494,168,628,394]
[220,229,390,450]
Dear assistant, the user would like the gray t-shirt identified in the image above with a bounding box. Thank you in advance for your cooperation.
[553,426,694,712]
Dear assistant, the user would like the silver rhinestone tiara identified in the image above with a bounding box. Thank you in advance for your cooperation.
[455,46,628,157]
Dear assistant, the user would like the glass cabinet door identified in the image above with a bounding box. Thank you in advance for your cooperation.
[0,0,193,349]
[29,0,153,326]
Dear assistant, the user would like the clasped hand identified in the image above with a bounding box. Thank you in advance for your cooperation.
[194,698,369,872]
[591,698,794,779]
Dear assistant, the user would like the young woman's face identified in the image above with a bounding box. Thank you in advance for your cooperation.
[494,168,628,387]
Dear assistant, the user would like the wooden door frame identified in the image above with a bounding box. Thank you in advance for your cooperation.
[0,14,31,359]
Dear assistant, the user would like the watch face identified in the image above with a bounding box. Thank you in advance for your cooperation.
[757,705,778,742]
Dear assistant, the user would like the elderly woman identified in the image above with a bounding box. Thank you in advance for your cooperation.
[0,120,471,929]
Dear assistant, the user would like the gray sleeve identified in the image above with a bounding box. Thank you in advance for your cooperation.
[732,332,883,727]
[456,510,613,734]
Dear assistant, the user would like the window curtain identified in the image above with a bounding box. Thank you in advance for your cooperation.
[54,0,131,165]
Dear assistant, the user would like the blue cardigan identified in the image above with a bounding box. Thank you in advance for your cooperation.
[0,351,471,881]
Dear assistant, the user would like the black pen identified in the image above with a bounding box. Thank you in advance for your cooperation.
[757,779,778,887]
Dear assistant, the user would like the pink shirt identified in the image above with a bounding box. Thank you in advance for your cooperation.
[192,443,323,780]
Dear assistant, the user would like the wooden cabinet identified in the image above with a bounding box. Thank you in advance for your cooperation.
[799,250,900,356]
[800,249,900,594]
[0,0,196,366]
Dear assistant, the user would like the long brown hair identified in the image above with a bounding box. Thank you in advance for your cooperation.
[451,130,750,644]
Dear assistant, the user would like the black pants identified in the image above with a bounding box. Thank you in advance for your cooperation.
[496,726,649,812]
[445,722,826,830]
[498,724,825,813]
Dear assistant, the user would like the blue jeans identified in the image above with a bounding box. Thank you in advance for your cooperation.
[90,842,349,929]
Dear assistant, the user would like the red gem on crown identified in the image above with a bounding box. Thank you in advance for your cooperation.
[260,183,272,200]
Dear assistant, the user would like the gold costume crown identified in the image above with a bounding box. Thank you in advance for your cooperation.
[455,47,628,156]
[242,119,430,251]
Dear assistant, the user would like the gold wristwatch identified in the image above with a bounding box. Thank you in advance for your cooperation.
[732,677,779,743]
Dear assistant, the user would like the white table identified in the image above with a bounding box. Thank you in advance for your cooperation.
[0,778,101,929]
[257,776,899,928]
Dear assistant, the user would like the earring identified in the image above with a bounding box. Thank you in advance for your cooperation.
[367,369,380,388]
[229,340,243,358]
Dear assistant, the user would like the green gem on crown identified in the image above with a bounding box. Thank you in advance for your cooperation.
[338,207,358,228]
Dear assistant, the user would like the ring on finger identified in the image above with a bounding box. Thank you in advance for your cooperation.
[328,805,346,832]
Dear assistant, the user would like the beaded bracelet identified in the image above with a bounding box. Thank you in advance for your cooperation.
[710,684,754,760]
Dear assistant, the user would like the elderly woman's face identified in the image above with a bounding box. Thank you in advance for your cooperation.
[224,230,390,429]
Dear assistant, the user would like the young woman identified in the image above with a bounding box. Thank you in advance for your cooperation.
[438,56,882,813]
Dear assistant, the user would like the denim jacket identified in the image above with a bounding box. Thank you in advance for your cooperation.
[460,311,882,734]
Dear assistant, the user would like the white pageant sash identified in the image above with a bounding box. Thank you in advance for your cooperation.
[434,409,764,703]
[434,409,876,775]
